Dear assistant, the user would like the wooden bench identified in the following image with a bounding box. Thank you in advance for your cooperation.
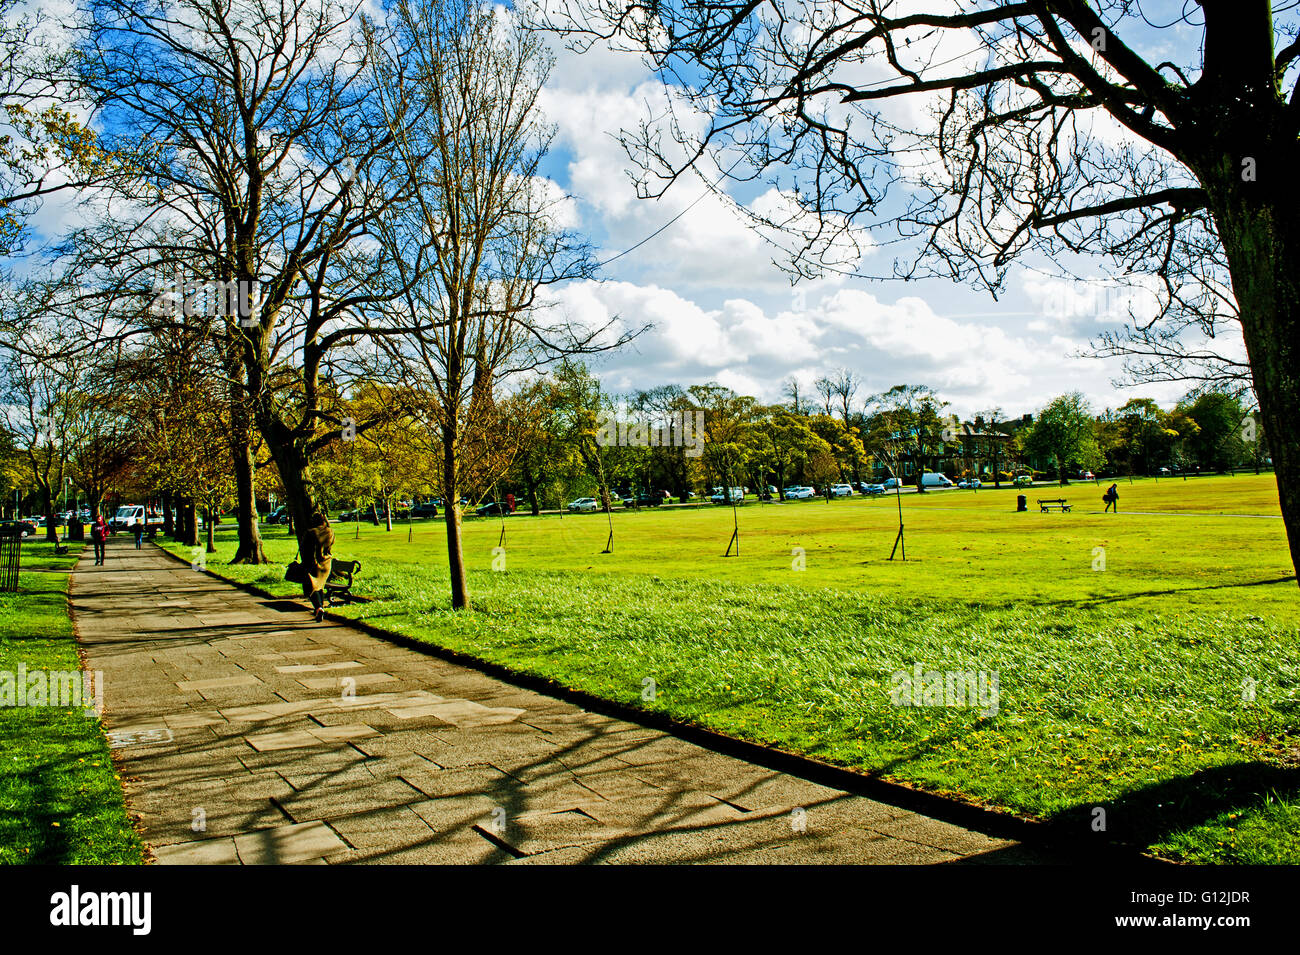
[324,559,361,605]
[1037,498,1071,513]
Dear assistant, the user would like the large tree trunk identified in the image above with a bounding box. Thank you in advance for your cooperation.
[181,498,199,548]
[1186,1,1300,585]
[263,435,320,562]
[226,335,268,564]
[443,431,469,610]
[1205,167,1300,584]
[43,486,57,542]
[205,506,216,553]
[229,429,267,564]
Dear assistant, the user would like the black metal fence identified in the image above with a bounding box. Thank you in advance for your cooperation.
[0,526,20,592]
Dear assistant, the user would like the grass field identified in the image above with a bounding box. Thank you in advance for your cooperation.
[165,473,1300,863]
[0,542,144,864]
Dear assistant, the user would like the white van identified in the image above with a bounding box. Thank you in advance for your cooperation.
[920,472,954,488]
[110,505,148,531]
[110,505,171,534]
[710,486,745,504]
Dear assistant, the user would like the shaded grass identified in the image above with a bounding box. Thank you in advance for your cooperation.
[0,542,144,864]
[169,473,1300,862]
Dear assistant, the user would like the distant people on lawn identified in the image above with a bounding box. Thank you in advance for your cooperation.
[91,515,110,565]
[1103,484,1119,513]
[303,511,335,623]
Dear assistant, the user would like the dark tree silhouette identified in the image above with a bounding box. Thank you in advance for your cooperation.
[550,0,1300,582]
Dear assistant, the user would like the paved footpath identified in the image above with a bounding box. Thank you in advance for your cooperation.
[72,539,1054,864]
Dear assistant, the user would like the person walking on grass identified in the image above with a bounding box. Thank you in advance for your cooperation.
[1103,483,1119,513]
[302,512,334,623]
[91,514,109,565]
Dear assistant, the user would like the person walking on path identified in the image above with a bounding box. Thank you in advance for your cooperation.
[303,512,334,623]
[1103,483,1119,513]
[133,520,145,549]
[91,514,109,565]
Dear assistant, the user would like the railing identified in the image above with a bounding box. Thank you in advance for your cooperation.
[0,526,21,592]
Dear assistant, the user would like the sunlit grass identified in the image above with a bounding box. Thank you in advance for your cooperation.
[169,473,1300,862]
[0,542,144,864]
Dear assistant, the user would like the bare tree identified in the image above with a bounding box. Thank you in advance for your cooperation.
[74,0,433,564]
[828,367,861,426]
[552,1,1300,582]
[812,374,835,416]
[781,375,808,415]
[371,0,632,609]
[0,288,78,540]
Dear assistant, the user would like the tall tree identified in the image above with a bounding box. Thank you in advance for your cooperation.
[552,0,1300,582]
[76,0,427,566]
[372,0,628,609]
[1025,392,1104,484]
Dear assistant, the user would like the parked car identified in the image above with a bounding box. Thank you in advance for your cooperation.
[863,483,886,496]
[0,519,38,538]
[266,506,291,525]
[882,478,904,490]
[957,478,982,489]
[475,501,509,517]
[567,497,599,513]
[623,491,665,507]
[783,486,814,499]
[410,502,439,519]
[920,472,954,488]
[830,483,854,497]
[1013,475,1034,487]
[109,504,165,535]
[710,486,745,504]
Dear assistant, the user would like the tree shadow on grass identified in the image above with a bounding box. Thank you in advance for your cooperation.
[1045,761,1300,851]
[1036,576,1297,612]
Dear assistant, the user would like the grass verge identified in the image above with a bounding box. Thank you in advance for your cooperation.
[0,541,144,864]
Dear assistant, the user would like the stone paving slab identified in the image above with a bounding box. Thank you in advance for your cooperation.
[72,539,1060,865]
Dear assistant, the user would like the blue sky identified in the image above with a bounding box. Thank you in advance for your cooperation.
[21,0,1256,420]
[522,1,1244,420]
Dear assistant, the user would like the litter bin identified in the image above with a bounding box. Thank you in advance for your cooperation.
[1016,494,1027,512]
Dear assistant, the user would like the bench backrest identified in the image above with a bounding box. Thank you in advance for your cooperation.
[329,559,360,578]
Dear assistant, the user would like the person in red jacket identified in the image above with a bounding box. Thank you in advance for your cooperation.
[91,515,110,565]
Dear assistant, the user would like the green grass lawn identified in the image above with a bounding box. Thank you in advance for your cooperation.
[0,542,144,864]
[170,473,1300,863]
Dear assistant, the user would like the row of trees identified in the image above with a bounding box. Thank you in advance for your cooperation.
[1,0,633,608]
[5,331,1261,553]
[1023,391,1264,484]
[3,0,1296,597]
